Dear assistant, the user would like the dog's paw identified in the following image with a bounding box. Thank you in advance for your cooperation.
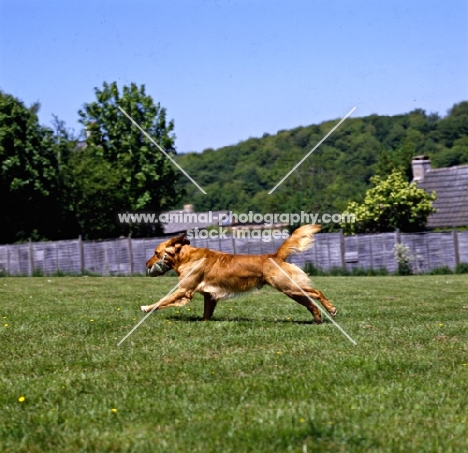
[140,305,149,313]
[330,308,337,317]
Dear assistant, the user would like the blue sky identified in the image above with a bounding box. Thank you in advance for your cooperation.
[1,0,467,152]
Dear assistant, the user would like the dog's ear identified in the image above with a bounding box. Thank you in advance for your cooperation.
[168,233,190,247]
[178,232,190,246]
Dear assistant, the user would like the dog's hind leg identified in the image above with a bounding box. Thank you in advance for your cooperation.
[289,294,323,324]
[287,289,337,324]
[203,293,218,321]
[266,281,324,323]
[265,268,336,323]
[304,287,337,317]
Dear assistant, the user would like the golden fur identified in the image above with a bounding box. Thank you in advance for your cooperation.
[142,224,337,323]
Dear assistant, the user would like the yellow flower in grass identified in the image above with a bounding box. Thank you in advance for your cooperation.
[111,408,117,413]
[18,396,25,403]
[4,324,8,327]
[299,418,305,423]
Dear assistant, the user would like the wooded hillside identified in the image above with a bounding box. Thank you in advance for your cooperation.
[176,101,468,230]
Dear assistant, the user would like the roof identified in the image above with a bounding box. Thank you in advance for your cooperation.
[417,164,468,228]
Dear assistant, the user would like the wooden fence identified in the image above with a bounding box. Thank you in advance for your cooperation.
[0,230,467,276]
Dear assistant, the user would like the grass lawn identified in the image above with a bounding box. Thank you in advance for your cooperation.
[1,275,467,452]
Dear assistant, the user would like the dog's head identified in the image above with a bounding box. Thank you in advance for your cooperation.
[146,233,190,277]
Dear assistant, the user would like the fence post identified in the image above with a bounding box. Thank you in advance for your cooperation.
[78,235,85,274]
[393,229,400,273]
[453,229,460,267]
[369,234,374,270]
[339,229,346,270]
[55,241,59,274]
[7,244,10,276]
[326,235,331,270]
[28,238,34,276]
[128,234,134,275]
[425,232,431,273]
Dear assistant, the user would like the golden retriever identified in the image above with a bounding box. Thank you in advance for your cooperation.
[142,224,337,323]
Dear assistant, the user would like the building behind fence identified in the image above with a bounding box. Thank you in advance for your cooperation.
[0,230,467,276]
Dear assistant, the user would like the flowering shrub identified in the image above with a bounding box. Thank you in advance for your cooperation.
[341,171,436,234]
[393,243,413,275]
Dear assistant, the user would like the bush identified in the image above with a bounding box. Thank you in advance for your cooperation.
[304,264,389,277]
[341,170,436,234]
[329,267,350,276]
[32,268,44,277]
[351,267,389,277]
[455,262,468,274]
[394,243,413,275]
[428,266,453,275]
[304,263,326,276]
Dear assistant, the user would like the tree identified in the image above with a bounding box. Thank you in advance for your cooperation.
[376,142,415,181]
[436,101,468,148]
[74,82,181,238]
[63,147,125,239]
[0,91,62,243]
[341,171,436,234]
[174,102,468,219]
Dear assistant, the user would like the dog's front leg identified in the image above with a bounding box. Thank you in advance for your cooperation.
[141,288,193,313]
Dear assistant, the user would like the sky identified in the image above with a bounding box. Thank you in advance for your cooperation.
[1,0,467,153]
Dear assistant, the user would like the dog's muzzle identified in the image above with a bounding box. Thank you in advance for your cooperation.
[147,254,171,276]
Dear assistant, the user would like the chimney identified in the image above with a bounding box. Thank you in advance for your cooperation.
[411,155,431,183]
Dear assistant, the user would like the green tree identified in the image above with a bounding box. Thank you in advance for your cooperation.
[436,101,468,147]
[175,101,468,218]
[376,142,415,181]
[74,82,181,238]
[341,171,436,234]
[0,91,62,243]
[63,147,125,239]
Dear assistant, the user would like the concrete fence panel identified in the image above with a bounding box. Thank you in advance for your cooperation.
[1,230,467,276]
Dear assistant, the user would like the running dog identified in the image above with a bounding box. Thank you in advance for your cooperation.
[142,224,337,323]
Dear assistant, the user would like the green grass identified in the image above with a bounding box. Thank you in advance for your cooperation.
[1,275,468,452]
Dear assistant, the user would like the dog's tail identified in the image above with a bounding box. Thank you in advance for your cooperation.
[275,224,321,261]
